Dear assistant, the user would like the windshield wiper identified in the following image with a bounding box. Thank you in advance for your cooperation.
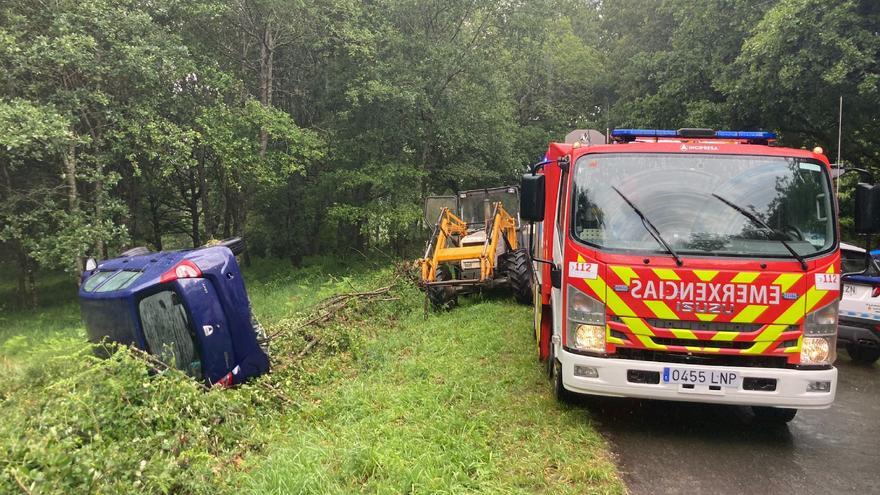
[612,186,683,266]
[711,193,808,271]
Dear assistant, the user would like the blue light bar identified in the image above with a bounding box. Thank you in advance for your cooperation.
[611,129,679,138]
[611,128,777,140]
[715,130,777,140]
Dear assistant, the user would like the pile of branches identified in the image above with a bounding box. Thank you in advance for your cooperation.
[265,283,399,366]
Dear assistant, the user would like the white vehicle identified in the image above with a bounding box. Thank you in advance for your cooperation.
[839,243,880,364]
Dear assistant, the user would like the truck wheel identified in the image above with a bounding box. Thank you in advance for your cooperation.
[847,344,880,365]
[549,346,574,404]
[120,246,151,257]
[502,248,532,304]
[427,266,458,309]
[752,406,797,424]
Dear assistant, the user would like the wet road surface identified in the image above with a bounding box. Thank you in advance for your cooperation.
[585,351,879,495]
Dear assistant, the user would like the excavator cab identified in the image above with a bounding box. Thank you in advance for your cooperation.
[419,186,531,308]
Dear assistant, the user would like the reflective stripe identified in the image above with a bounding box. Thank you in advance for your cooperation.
[643,300,678,320]
[773,273,803,292]
[742,324,787,354]
[731,271,760,284]
[670,328,698,340]
[693,270,719,282]
[731,304,768,323]
[652,268,680,281]
[610,265,639,285]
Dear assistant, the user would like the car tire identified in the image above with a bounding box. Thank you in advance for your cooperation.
[847,344,880,365]
[752,406,797,424]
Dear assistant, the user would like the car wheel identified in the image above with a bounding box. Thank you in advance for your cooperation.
[847,344,880,365]
[752,406,797,424]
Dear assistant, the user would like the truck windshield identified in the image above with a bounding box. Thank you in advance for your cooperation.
[571,153,835,258]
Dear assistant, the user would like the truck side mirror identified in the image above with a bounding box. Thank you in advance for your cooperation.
[855,183,880,234]
[520,173,545,222]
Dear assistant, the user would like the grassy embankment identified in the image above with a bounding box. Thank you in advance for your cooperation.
[0,259,622,494]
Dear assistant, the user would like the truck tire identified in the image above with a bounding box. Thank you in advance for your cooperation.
[752,406,797,424]
[502,248,532,304]
[549,346,575,404]
[847,344,880,365]
[120,246,151,257]
[427,266,458,309]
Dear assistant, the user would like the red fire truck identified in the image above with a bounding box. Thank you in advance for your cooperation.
[520,128,875,423]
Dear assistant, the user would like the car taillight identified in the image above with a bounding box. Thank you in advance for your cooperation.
[873,286,880,298]
[159,260,202,283]
[213,372,234,388]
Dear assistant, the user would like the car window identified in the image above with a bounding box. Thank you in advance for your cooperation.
[139,290,202,379]
[83,271,116,292]
[841,249,876,275]
[94,270,143,292]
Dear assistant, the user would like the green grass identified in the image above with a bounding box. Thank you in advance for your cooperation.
[240,293,621,494]
[0,259,622,494]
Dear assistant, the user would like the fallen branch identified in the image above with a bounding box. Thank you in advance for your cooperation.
[267,284,394,340]
[295,337,320,360]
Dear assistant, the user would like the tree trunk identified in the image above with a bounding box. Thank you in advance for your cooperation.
[62,144,78,212]
[94,162,106,257]
[189,169,201,247]
[198,153,214,240]
[259,25,274,156]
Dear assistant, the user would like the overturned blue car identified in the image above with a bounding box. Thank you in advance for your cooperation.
[78,238,269,386]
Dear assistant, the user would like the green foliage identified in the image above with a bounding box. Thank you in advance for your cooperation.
[2,0,879,296]
[0,340,271,494]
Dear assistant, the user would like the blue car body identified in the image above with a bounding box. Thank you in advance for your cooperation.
[78,245,269,386]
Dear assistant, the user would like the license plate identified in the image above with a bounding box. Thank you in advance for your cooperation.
[662,367,741,387]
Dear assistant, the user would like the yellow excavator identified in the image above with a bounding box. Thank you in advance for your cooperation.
[418,186,532,308]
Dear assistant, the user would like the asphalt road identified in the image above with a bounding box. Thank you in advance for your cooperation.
[583,351,879,495]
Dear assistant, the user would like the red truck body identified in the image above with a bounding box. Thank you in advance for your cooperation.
[531,130,840,411]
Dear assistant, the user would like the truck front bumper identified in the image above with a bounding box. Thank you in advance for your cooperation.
[559,348,837,409]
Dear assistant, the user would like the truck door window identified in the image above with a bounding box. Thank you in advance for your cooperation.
[138,291,202,379]
[555,171,568,233]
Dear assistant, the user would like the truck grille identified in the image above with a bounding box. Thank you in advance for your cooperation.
[648,337,753,350]
[644,318,763,333]
[614,348,790,368]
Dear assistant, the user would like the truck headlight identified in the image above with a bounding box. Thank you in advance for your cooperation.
[801,301,838,365]
[567,284,605,353]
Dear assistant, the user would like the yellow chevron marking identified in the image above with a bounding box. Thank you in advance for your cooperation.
[731,271,760,283]
[644,300,678,320]
[711,331,738,341]
[685,346,701,352]
[607,325,626,345]
[693,269,719,282]
[772,273,802,292]
[619,316,655,336]
[610,265,639,285]
[731,305,768,323]
[784,335,802,353]
[701,347,721,353]
[742,324,788,353]
[652,268,680,280]
[584,276,637,317]
[635,334,666,350]
[696,313,718,321]
[670,329,698,340]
